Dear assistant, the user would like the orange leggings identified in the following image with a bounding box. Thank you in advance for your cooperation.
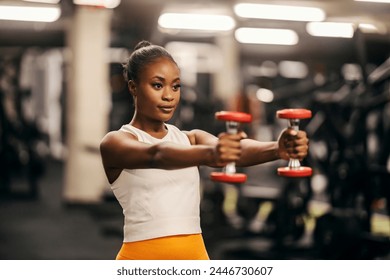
[116,234,209,260]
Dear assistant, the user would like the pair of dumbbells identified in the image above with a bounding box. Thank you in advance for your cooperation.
[210,109,312,184]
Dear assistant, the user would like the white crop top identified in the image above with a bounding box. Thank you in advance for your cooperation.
[110,123,201,242]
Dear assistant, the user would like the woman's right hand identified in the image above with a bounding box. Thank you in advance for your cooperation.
[213,131,247,167]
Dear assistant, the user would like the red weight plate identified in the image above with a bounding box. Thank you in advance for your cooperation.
[276,109,312,120]
[215,111,252,123]
[277,166,312,177]
[210,172,247,183]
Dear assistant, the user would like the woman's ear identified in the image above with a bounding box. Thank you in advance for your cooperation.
[128,80,136,97]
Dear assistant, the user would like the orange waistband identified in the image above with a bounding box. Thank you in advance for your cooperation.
[116,234,209,260]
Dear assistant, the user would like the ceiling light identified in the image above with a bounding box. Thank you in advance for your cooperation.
[23,0,60,3]
[358,23,387,34]
[306,22,355,38]
[73,0,121,9]
[256,88,274,103]
[355,0,390,3]
[279,61,308,79]
[234,3,325,22]
[235,27,298,45]
[158,13,235,32]
[0,4,61,22]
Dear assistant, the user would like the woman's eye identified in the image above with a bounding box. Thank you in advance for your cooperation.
[173,84,181,91]
[152,83,163,89]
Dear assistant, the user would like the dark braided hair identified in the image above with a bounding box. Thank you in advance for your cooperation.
[123,40,177,83]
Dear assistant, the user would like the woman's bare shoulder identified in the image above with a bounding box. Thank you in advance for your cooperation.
[100,130,138,150]
[183,129,217,145]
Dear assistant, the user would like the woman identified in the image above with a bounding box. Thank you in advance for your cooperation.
[100,40,309,260]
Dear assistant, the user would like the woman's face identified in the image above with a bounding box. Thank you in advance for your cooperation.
[131,57,181,123]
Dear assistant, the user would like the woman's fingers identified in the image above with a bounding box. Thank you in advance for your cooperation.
[216,132,246,164]
[279,129,309,160]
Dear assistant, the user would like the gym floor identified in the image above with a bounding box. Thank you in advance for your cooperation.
[0,159,389,260]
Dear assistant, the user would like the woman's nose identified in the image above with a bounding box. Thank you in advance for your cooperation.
[162,88,174,101]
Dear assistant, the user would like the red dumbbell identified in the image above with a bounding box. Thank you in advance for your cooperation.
[210,111,252,183]
[276,108,312,177]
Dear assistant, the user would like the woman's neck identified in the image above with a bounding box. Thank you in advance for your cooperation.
[130,116,168,139]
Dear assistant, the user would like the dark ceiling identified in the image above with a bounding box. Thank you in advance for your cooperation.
[0,0,389,67]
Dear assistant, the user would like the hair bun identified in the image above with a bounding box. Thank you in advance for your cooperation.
[134,40,152,51]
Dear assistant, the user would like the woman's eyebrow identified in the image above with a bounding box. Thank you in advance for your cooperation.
[151,75,165,81]
[151,76,180,83]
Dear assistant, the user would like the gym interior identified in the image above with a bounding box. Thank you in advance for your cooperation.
[0,0,390,260]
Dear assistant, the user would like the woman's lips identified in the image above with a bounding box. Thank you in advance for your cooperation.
[158,106,175,113]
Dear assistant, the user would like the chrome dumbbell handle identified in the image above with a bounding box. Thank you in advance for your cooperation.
[287,118,301,170]
[224,121,239,175]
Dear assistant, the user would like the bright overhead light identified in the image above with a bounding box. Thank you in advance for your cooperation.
[0,5,61,22]
[358,23,387,34]
[158,13,235,32]
[355,0,390,3]
[256,88,274,103]
[73,0,121,9]
[306,22,355,38]
[23,0,60,3]
[234,3,325,22]
[235,27,298,45]
[279,61,308,79]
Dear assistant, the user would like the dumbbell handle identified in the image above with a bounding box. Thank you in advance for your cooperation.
[224,121,239,174]
[288,118,301,169]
